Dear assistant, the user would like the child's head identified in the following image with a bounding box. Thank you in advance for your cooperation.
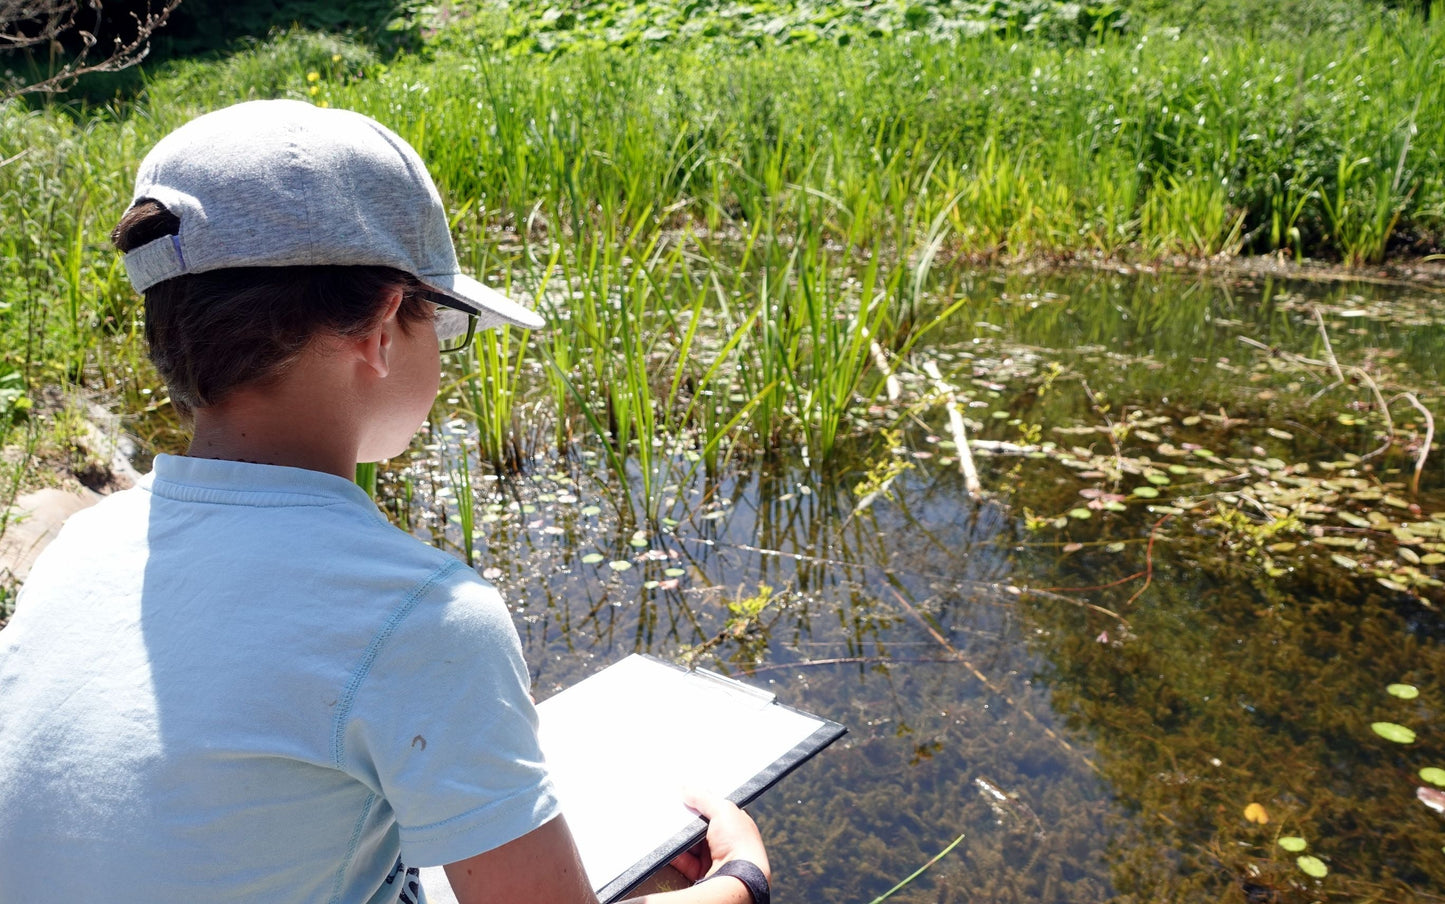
[112,100,542,419]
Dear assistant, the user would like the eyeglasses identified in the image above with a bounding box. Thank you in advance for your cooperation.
[431,296,478,354]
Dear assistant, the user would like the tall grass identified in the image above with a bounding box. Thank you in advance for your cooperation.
[5,12,1445,512]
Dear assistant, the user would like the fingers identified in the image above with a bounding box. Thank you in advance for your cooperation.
[680,787,770,881]
[667,842,708,882]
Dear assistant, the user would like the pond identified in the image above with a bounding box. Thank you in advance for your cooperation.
[379,267,1445,903]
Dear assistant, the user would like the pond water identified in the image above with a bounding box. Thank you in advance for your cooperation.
[389,268,1445,903]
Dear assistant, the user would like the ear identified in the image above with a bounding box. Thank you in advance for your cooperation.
[357,289,405,379]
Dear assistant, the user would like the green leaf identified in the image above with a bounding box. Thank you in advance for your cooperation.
[1420,767,1445,787]
[1388,683,1420,700]
[581,553,605,565]
[608,560,633,571]
[1278,836,1308,852]
[1068,508,1092,520]
[1296,855,1328,878]
[1131,485,1160,498]
[1371,721,1417,744]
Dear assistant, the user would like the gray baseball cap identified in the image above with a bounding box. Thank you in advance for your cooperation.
[121,99,544,331]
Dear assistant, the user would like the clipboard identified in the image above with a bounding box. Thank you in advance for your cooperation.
[420,654,845,903]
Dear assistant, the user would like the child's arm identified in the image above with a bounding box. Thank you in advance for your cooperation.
[443,789,770,904]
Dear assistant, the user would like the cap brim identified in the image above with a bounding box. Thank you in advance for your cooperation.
[424,272,545,331]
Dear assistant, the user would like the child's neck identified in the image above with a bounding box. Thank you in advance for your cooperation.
[186,355,364,480]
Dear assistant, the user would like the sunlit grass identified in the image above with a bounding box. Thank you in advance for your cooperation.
[4,11,1445,508]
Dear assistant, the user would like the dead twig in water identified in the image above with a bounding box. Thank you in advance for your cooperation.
[922,360,982,498]
[1396,392,1436,496]
[1123,514,1170,608]
[883,585,1097,773]
[1312,304,1346,385]
[741,655,964,675]
[870,341,902,402]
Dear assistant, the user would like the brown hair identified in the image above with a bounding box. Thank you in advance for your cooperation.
[112,200,434,419]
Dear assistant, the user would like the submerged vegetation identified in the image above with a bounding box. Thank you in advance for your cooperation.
[4,0,1445,901]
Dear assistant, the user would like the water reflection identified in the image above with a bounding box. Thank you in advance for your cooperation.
[384,269,1445,903]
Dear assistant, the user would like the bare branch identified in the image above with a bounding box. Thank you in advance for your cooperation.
[1,0,182,100]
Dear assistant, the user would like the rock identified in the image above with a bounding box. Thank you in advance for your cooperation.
[0,486,103,584]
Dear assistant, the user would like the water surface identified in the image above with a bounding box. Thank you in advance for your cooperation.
[398,269,1445,903]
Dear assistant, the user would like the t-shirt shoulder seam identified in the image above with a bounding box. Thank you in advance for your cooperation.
[329,558,468,768]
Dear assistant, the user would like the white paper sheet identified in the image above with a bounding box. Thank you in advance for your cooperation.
[421,655,835,902]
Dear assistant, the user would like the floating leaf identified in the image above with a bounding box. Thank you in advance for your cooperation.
[663,567,687,578]
[1068,508,1092,520]
[1131,486,1160,499]
[1419,767,1445,787]
[607,560,633,572]
[1337,511,1372,528]
[1296,855,1328,878]
[581,553,605,565]
[1279,836,1308,852]
[581,505,602,517]
[1371,722,1417,744]
[1244,802,1269,824]
[1146,473,1171,485]
[1167,464,1191,475]
[1388,683,1420,700]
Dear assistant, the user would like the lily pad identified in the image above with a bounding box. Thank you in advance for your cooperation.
[1371,721,1417,744]
[1131,486,1160,499]
[1278,836,1308,852]
[1419,767,1445,787]
[608,560,634,572]
[581,553,605,565]
[1388,683,1420,700]
[1296,855,1328,878]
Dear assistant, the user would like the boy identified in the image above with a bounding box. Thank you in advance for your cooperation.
[0,100,769,904]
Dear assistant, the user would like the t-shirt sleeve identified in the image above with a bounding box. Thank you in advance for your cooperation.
[339,564,561,868]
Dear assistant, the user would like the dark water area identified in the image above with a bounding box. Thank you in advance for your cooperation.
[394,268,1445,903]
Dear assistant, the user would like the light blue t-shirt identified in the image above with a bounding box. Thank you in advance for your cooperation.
[0,455,560,903]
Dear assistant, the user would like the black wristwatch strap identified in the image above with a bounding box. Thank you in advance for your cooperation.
[704,860,770,904]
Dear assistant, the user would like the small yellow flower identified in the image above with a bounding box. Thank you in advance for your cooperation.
[308,85,320,96]
[331,54,342,63]
[306,71,320,82]
[318,101,330,108]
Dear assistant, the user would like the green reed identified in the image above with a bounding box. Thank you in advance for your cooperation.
[5,9,1445,518]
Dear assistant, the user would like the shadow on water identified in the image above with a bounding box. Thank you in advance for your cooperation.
[389,268,1445,903]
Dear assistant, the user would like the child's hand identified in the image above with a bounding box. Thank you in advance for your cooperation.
[671,788,770,884]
